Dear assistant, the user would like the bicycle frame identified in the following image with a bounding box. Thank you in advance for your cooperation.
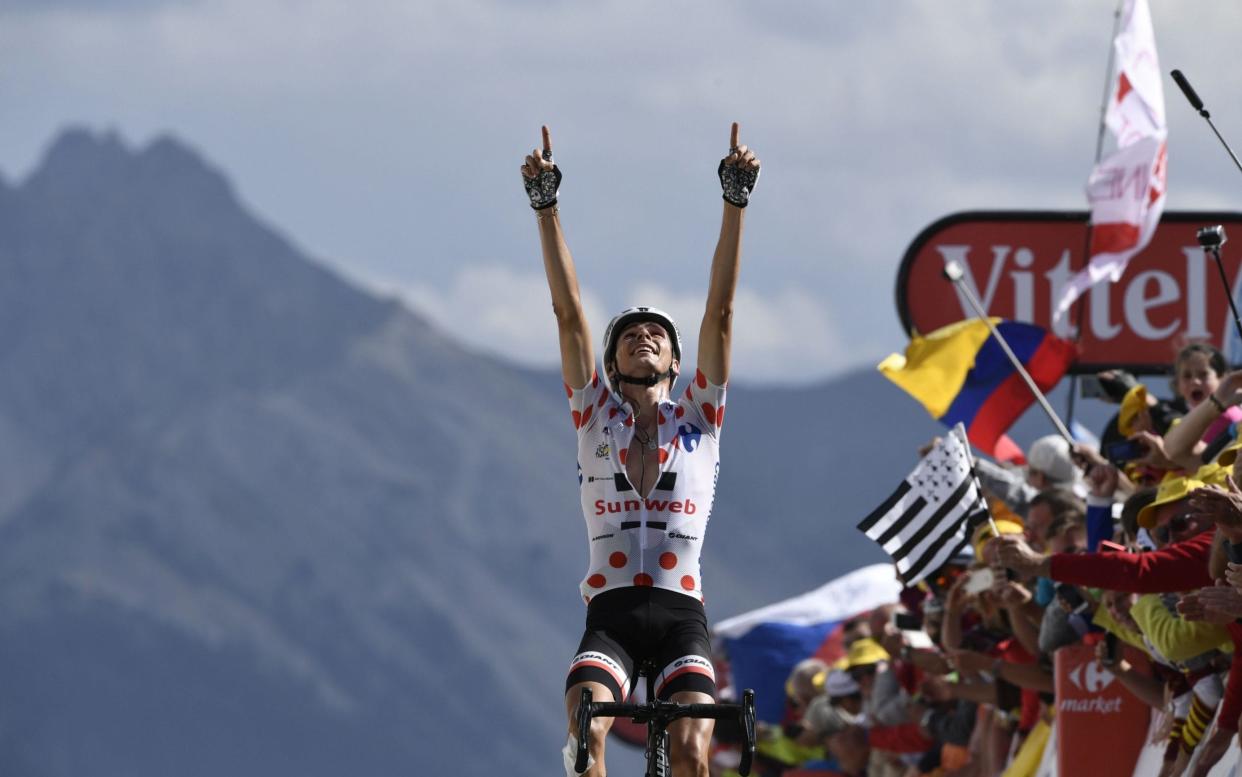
[574,686,756,777]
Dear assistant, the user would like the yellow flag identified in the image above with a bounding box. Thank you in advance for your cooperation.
[877,319,997,419]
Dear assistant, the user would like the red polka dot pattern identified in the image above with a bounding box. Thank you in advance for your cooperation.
[657,448,669,463]
[584,595,591,604]
[587,574,607,588]
[681,576,696,591]
[609,407,619,419]
[581,406,593,426]
[717,406,725,427]
[597,390,609,408]
[610,552,628,568]
[624,416,634,427]
[572,410,583,428]
[564,382,573,398]
[658,413,666,424]
[696,369,707,389]
[619,449,628,465]
[675,406,685,419]
[701,403,718,426]
[634,573,654,587]
[659,552,678,570]
[591,372,599,388]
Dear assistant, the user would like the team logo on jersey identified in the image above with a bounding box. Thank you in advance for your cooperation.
[678,422,703,452]
[595,443,611,459]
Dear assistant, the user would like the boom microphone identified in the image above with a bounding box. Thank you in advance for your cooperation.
[1170,69,1206,115]
[1170,68,1242,178]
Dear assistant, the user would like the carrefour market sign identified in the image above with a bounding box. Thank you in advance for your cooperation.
[896,211,1242,374]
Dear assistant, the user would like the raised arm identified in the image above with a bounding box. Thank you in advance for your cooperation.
[698,122,759,385]
[1164,370,1242,460]
[523,126,593,388]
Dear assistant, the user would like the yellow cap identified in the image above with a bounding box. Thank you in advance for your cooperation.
[846,638,890,668]
[1216,438,1242,468]
[1196,460,1232,487]
[971,518,1024,558]
[1118,385,1149,437]
[1137,472,1203,529]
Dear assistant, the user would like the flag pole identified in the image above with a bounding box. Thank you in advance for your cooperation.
[943,261,1076,447]
[1066,0,1126,432]
[951,422,1000,536]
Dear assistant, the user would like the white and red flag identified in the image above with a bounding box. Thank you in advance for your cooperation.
[1053,0,1167,322]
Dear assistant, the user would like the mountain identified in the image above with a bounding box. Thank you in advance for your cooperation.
[0,128,1114,777]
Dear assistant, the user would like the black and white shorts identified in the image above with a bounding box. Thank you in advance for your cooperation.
[565,586,716,702]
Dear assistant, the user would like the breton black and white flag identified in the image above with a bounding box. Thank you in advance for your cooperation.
[855,424,991,585]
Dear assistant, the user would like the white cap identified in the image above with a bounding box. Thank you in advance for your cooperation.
[1027,435,1075,483]
[825,669,861,698]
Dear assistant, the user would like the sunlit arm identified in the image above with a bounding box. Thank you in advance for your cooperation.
[537,209,593,389]
[698,203,743,385]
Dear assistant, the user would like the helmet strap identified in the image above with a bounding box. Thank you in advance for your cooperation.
[615,369,675,387]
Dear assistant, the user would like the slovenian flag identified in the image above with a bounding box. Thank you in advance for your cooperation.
[712,565,902,723]
[878,319,1076,458]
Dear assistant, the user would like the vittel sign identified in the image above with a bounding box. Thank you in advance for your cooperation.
[896,211,1242,374]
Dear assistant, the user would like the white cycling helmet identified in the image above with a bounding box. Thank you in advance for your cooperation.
[601,306,682,392]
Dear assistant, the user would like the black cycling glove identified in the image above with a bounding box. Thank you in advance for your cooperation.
[524,150,562,210]
[718,158,759,208]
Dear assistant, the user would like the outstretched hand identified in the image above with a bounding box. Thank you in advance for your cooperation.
[1196,583,1242,618]
[1180,585,1242,624]
[522,126,555,179]
[995,535,1045,579]
[722,122,760,172]
[1214,371,1242,409]
[1188,475,1242,531]
[719,122,761,208]
[521,125,561,210]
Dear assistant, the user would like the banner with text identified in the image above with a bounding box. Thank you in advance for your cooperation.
[896,210,1242,373]
[1054,643,1149,776]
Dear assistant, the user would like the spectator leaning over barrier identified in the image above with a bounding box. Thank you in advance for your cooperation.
[996,487,1241,777]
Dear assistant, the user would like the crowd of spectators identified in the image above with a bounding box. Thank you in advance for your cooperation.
[730,345,1242,777]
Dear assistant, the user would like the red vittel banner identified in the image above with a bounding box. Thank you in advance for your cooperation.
[896,211,1242,374]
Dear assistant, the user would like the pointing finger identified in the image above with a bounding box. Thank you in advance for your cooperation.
[542,125,553,158]
[730,121,739,150]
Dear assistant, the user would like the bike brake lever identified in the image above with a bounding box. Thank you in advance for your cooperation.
[739,689,756,777]
[574,687,593,774]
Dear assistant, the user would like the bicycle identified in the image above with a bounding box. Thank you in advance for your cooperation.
[573,662,756,777]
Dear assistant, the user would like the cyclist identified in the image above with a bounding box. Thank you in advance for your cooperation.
[522,122,759,777]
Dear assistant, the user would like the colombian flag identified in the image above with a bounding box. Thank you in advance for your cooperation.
[878,319,1077,457]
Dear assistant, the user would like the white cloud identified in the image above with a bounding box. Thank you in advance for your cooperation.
[630,282,861,383]
[370,264,608,369]
[1,0,1239,385]
[376,265,862,384]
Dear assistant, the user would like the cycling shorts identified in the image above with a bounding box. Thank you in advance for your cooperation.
[565,586,716,702]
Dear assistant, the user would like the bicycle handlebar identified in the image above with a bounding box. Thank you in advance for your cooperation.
[573,687,756,776]
[589,700,745,720]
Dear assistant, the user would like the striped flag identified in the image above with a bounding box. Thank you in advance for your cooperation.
[856,425,990,585]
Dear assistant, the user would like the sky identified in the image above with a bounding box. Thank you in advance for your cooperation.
[2,0,1240,385]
